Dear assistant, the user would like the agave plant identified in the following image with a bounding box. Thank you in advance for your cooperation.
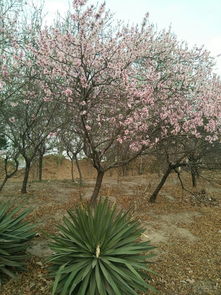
[49,199,156,295]
[0,203,35,284]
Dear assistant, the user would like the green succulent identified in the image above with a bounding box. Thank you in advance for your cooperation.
[0,203,36,284]
[49,199,156,295]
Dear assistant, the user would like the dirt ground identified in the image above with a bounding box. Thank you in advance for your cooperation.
[0,158,220,295]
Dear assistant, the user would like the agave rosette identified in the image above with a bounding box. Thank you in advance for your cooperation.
[49,199,156,295]
[0,203,35,284]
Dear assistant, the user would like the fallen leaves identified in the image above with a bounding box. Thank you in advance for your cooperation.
[0,175,220,295]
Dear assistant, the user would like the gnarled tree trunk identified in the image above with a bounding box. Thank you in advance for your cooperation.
[21,159,31,193]
[190,164,199,188]
[38,153,43,181]
[71,158,74,182]
[149,165,172,203]
[0,178,8,192]
[0,157,19,192]
[90,169,104,206]
[38,144,46,181]
[75,156,83,185]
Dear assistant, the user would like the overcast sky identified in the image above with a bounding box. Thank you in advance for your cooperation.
[33,0,221,75]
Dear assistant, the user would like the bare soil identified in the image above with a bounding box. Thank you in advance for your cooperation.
[0,157,220,295]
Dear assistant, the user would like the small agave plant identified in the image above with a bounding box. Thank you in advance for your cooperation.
[49,199,156,295]
[0,203,36,284]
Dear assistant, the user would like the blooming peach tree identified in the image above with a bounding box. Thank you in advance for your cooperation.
[31,0,221,204]
[0,0,25,191]
[0,2,71,193]
[135,32,221,202]
[31,0,157,204]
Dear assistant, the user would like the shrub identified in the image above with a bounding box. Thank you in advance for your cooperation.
[49,199,156,294]
[0,203,35,284]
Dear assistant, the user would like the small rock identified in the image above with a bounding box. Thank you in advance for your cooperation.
[186,278,195,284]
[82,190,92,200]
[27,240,53,257]
[35,261,43,267]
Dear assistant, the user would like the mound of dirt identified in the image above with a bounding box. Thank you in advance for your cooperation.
[1,154,158,182]
[7,155,98,181]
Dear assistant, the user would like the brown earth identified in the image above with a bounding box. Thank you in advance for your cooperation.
[6,154,159,182]
[0,156,220,295]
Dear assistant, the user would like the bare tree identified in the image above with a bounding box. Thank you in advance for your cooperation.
[58,124,84,184]
[148,137,220,203]
[0,148,19,192]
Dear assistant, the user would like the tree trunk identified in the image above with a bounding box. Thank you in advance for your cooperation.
[149,165,172,203]
[38,144,46,181]
[138,157,143,175]
[90,170,104,206]
[38,153,43,181]
[0,157,19,192]
[21,160,31,193]
[190,163,199,188]
[0,177,8,192]
[122,165,126,176]
[191,169,197,187]
[71,158,74,182]
[75,157,83,185]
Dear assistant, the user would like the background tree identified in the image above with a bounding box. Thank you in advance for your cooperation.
[134,31,221,202]
[1,74,70,192]
[0,142,19,192]
[0,2,72,192]
[0,0,26,191]
[58,125,84,184]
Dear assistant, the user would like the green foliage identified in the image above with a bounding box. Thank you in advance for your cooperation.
[0,203,36,284]
[0,134,7,150]
[49,199,156,295]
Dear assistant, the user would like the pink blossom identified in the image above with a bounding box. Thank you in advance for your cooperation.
[85,125,91,131]
[3,71,8,77]
[117,138,123,144]
[63,88,73,96]
[67,97,73,103]
[73,0,87,7]
[9,117,16,123]
[48,132,57,137]
[10,102,18,107]
[43,97,52,102]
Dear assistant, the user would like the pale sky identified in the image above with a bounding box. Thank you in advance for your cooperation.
[33,0,221,75]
